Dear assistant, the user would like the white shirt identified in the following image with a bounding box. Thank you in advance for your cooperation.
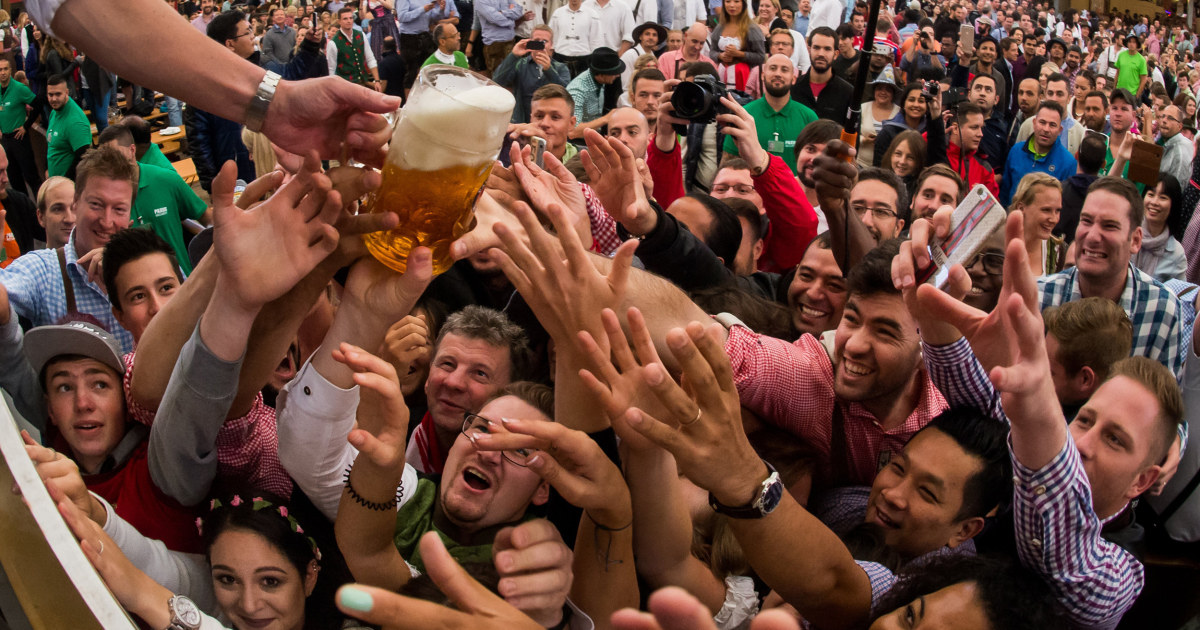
[620,43,650,91]
[628,0,656,28]
[788,28,811,73]
[808,0,844,33]
[549,3,599,56]
[673,0,706,32]
[585,0,636,50]
[515,0,547,38]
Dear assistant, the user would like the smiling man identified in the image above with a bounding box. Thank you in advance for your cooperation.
[0,145,137,352]
[1038,177,1184,376]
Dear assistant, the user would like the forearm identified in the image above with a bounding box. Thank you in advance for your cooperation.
[569,114,610,138]
[311,295,396,389]
[569,503,638,630]
[754,155,819,271]
[555,352,609,432]
[0,304,46,430]
[50,0,263,124]
[131,252,219,415]
[822,196,876,269]
[148,324,244,506]
[336,459,411,590]
[729,497,872,630]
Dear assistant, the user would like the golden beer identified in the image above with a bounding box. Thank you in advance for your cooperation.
[363,66,515,274]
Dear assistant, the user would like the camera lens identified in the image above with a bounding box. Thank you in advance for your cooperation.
[671,82,715,120]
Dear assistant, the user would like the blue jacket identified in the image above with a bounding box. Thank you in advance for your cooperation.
[1001,138,1077,207]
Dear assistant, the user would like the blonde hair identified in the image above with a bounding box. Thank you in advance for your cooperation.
[36,176,74,214]
[1105,357,1184,465]
[633,52,658,71]
[1010,172,1061,210]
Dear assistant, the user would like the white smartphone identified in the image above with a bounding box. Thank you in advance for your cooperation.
[917,184,1007,288]
[530,135,547,169]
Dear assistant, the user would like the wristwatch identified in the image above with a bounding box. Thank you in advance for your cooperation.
[165,594,203,630]
[709,460,783,519]
[244,70,281,133]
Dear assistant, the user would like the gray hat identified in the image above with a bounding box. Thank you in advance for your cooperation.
[24,320,125,381]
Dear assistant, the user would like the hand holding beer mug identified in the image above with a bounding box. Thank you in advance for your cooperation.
[363,66,515,274]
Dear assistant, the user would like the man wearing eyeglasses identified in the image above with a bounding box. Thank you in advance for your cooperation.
[421,23,470,68]
[1157,104,1193,186]
[848,168,907,243]
[494,26,570,124]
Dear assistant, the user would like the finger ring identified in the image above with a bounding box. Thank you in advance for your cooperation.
[98,540,104,555]
[680,407,702,427]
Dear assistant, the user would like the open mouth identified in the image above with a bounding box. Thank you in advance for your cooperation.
[462,467,492,491]
[799,304,830,319]
[842,359,873,378]
[872,504,900,529]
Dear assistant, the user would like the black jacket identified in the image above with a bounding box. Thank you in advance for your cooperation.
[791,73,853,124]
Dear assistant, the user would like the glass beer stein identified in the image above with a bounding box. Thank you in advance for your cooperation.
[362,65,515,273]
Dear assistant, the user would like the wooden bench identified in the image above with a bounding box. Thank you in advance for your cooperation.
[159,140,182,157]
[173,158,197,185]
[151,128,185,144]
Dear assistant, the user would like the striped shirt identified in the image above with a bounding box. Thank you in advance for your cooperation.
[1012,436,1143,629]
[1038,263,1185,378]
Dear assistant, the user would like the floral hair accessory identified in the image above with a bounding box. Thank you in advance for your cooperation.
[196,494,322,562]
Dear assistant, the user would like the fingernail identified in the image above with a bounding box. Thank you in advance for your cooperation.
[903,275,914,287]
[469,431,485,443]
[527,454,543,467]
[339,586,374,613]
[500,417,516,424]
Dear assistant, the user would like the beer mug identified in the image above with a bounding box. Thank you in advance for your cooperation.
[363,65,515,274]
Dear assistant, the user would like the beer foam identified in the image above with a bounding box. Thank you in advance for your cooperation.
[404,83,514,156]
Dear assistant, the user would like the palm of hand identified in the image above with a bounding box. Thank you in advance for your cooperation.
[215,201,330,307]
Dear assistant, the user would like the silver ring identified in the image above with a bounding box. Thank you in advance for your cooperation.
[680,407,703,427]
[98,540,104,555]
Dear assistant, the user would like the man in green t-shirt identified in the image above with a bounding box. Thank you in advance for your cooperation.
[99,126,208,274]
[421,23,469,69]
[45,75,93,180]
[721,54,817,176]
[122,116,176,172]
[0,58,41,197]
[1114,34,1149,98]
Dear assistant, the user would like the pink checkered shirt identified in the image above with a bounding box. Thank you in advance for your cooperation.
[724,326,948,487]
[123,352,293,499]
[583,183,621,257]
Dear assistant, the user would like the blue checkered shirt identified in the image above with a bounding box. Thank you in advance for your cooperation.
[1038,264,1185,378]
[565,70,605,124]
[0,232,134,353]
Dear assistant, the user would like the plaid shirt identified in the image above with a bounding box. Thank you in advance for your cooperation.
[1038,264,1185,377]
[0,231,134,353]
[565,71,605,124]
[583,183,621,256]
[725,326,948,487]
[1013,436,1143,629]
[122,352,293,499]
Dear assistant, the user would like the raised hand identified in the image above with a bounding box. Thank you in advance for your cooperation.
[581,128,657,236]
[471,417,632,529]
[380,314,433,396]
[338,342,411,469]
[714,96,768,171]
[450,190,525,261]
[210,155,341,312]
[335,532,544,630]
[891,208,974,345]
[491,520,575,626]
[912,211,1036,374]
[620,321,767,508]
[342,249,435,327]
[490,197,638,345]
[22,431,104,525]
[575,307,671,452]
[509,142,590,240]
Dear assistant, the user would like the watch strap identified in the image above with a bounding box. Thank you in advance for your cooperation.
[245,71,281,133]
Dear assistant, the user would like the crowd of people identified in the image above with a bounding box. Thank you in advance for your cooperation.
[2,0,1200,628]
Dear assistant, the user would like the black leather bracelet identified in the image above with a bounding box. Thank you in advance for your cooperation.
[544,603,573,630]
[343,466,405,511]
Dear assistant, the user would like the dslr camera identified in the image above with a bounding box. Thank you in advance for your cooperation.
[670,75,753,125]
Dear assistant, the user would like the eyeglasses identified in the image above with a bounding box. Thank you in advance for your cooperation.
[712,183,755,195]
[850,203,898,222]
[965,251,1005,274]
[461,413,538,466]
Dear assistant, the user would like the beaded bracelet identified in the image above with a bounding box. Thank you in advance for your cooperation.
[343,466,405,511]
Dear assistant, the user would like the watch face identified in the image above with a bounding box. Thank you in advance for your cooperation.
[760,474,784,514]
[173,597,202,626]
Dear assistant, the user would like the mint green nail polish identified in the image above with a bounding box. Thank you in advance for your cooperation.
[340,586,374,613]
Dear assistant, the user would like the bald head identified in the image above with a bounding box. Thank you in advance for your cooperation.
[684,22,708,58]
[607,107,649,158]
[762,54,797,96]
